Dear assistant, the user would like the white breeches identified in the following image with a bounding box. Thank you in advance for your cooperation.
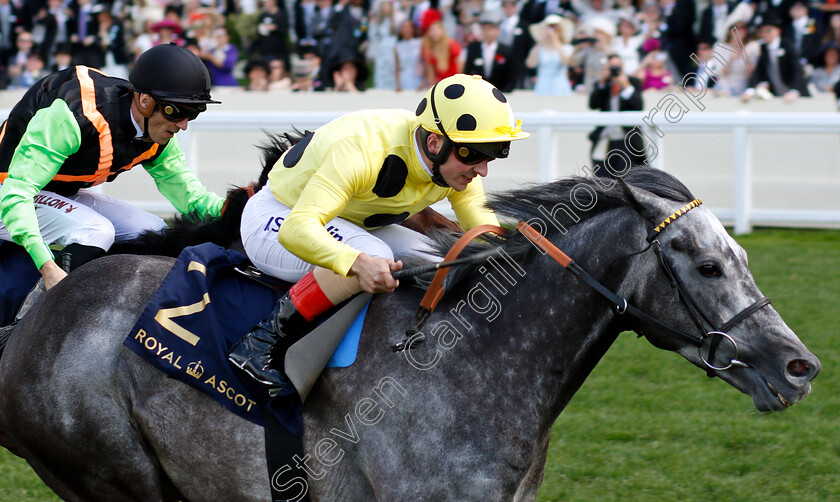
[240,186,439,282]
[0,186,168,251]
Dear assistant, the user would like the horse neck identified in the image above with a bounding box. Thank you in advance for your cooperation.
[441,207,646,430]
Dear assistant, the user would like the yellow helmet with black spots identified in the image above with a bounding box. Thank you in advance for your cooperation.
[416,74,530,145]
[415,74,529,187]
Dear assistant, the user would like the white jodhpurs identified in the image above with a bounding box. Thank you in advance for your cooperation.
[0,186,168,252]
[240,186,440,282]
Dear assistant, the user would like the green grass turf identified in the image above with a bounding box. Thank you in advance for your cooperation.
[1,228,837,501]
[0,449,59,501]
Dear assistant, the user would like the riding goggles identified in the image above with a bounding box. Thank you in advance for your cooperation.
[158,101,206,122]
[454,141,511,165]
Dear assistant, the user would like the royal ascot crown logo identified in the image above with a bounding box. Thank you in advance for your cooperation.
[186,360,205,379]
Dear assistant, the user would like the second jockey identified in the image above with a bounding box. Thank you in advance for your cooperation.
[229,74,530,393]
[0,44,223,322]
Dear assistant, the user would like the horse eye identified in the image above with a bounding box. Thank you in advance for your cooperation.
[697,262,722,278]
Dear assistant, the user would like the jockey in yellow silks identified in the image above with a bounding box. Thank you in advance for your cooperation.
[229,74,530,392]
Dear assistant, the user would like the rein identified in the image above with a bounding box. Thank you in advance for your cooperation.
[391,248,503,281]
[397,199,771,373]
[404,225,507,329]
[390,225,507,352]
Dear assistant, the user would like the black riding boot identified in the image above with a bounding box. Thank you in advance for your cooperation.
[57,243,107,273]
[14,243,106,323]
[228,292,314,395]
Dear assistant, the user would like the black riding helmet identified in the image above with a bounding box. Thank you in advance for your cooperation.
[129,43,219,139]
[129,43,220,105]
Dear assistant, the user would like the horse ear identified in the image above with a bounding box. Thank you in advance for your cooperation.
[617,178,663,222]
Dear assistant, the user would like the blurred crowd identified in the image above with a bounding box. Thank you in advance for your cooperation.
[0,0,838,99]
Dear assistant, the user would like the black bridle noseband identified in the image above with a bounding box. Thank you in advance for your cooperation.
[517,199,771,374]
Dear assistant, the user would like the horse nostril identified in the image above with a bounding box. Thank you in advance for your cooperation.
[787,359,811,378]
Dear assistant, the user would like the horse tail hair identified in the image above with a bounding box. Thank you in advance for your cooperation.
[257,129,307,188]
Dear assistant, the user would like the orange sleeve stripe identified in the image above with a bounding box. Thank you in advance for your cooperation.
[121,144,159,171]
[50,144,158,185]
[76,66,114,183]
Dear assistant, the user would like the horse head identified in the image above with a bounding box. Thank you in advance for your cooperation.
[617,175,820,412]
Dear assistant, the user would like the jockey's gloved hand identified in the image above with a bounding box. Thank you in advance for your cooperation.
[350,253,402,294]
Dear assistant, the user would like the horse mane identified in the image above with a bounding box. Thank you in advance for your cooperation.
[409,166,696,289]
[108,130,308,257]
[489,166,694,231]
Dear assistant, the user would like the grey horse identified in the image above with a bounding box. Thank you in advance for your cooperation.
[0,167,819,501]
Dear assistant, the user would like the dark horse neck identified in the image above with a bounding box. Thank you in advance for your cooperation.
[425,207,646,432]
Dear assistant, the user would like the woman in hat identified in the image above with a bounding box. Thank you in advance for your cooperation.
[611,16,643,74]
[151,18,184,46]
[199,26,239,87]
[290,50,320,92]
[525,14,575,96]
[574,17,616,94]
[331,53,368,92]
[244,57,271,91]
[714,21,760,96]
[634,37,675,91]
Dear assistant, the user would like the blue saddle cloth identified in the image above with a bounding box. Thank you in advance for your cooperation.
[124,243,368,435]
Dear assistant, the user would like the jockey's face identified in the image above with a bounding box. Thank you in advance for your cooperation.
[131,93,189,145]
[147,106,189,145]
[437,150,490,191]
[424,131,491,191]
